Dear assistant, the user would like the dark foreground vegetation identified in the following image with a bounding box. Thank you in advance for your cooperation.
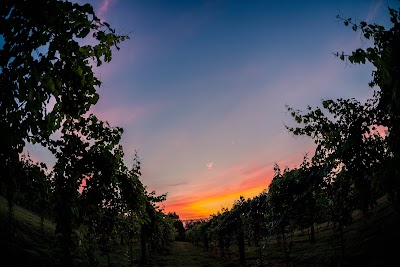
[184,195,399,267]
[0,195,181,267]
[1,1,400,266]
[1,194,399,267]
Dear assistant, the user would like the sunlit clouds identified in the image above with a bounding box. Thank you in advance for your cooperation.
[158,158,306,219]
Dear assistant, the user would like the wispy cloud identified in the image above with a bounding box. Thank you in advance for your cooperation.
[90,103,154,128]
[206,162,214,170]
[97,0,114,21]
[168,182,187,187]
[365,0,384,22]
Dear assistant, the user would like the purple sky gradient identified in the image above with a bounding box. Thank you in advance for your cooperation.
[22,0,398,219]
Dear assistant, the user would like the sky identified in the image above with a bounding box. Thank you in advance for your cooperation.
[21,0,398,220]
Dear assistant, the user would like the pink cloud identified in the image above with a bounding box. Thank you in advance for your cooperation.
[206,162,214,170]
[90,104,153,128]
[364,125,388,139]
[97,0,115,21]
[91,0,216,81]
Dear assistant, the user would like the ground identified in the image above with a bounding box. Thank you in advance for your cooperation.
[145,241,240,267]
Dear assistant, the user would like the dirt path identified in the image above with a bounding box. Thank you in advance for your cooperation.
[145,241,239,267]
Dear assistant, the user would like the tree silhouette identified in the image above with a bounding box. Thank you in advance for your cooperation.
[336,6,400,206]
[167,212,186,241]
[0,0,128,215]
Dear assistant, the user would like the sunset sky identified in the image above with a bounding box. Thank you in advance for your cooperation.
[23,0,397,220]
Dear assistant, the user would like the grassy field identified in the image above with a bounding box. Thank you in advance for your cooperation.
[0,196,141,267]
[1,195,399,266]
[146,241,239,267]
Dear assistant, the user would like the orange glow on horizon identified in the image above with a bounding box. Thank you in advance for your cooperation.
[162,183,269,221]
[160,156,308,221]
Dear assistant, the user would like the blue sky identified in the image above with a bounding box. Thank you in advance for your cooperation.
[21,0,397,219]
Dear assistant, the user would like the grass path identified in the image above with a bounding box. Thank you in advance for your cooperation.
[145,241,239,267]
